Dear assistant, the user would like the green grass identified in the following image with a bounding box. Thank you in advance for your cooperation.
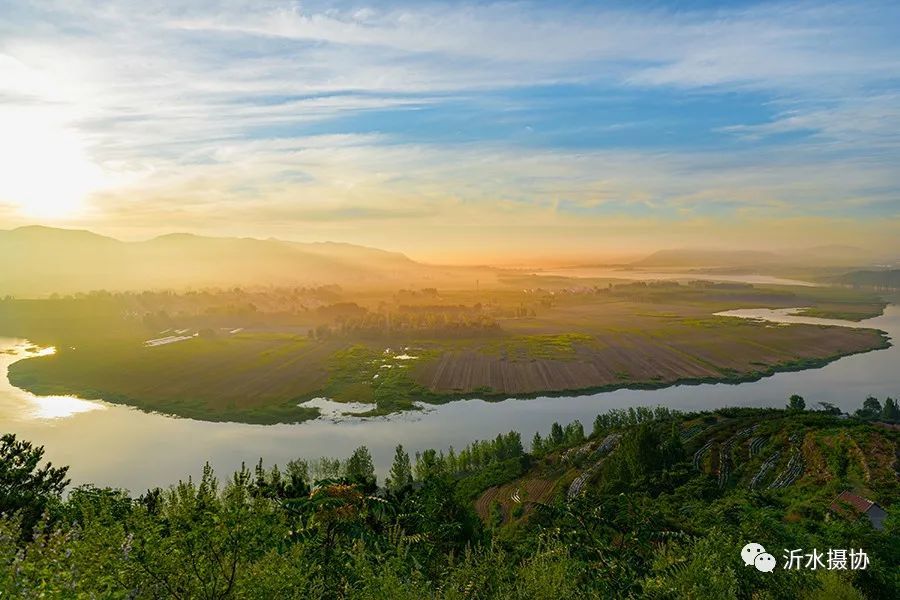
[794,304,886,321]
[8,335,326,424]
[1,283,892,424]
[319,345,442,416]
[483,333,594,360]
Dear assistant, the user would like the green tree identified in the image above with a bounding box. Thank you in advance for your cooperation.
[488,500,504,529]
[126,464,286,598]
[624,423,664,479]
[345,446,376,488]
[855,396,882,419]
[446,446,458,473]
[549,422,564,448]
[593,413,606,437]
[310,457,343,481]
[0,434,69,535]
[881,397,899,421]
[387,445,412,494]
[504,431,524,458]
[531,432,544,456]
[601,423,670,491]
[642,530,740,598]
[788,394,806,411]
[414,449,444,481]
[564,420,585,445]
[662,420,685,467]
[284,459,311,497]
[818,402,841,415]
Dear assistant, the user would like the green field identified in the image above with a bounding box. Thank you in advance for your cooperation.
[1,281,891,423]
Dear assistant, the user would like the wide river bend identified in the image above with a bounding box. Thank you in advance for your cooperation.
[1,305,897,492]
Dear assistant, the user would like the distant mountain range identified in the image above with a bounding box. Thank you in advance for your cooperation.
[2,226,894,297]
[0,226,445,296]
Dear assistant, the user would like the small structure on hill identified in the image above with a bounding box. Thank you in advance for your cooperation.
[830,491,887,531]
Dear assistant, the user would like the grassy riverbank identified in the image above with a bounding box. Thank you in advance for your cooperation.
[2,282,892,424]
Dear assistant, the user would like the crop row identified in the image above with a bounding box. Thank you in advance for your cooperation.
[717,425,758,488]
[750,450,782,490]
[693,441,713,471]
[567,434,621,500]
[748,436,767,457]
[769,448,805,489]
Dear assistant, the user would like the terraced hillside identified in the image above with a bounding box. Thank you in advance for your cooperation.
[3,402,898,598]
[475,407,899,536]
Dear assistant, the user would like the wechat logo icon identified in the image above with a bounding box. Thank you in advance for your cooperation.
[742,543,776,573]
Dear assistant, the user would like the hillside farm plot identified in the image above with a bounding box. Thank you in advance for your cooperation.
[568,434,621,499]
[469,408,900,551]
[475,477,559,523]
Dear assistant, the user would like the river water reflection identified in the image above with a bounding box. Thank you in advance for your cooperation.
[1,305,896,492]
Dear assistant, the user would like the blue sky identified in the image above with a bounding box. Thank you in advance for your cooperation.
[0,0,898,261]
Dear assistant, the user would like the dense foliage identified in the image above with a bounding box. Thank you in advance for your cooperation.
[1,398,898,599]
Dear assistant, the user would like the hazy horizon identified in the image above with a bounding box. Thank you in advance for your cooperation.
[3,223,897,270]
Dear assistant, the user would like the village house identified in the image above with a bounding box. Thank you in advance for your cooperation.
[830,491,888,531]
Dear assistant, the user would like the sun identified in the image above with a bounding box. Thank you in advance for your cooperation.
[0,111,106,219]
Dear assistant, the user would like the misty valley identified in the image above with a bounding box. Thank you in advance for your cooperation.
[0,228,892,425]
[2,239,898,600]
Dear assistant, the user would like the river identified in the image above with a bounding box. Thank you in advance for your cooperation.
[1,305,896,493]
[533,267,819,287]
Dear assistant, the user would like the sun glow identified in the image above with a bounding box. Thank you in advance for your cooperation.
[27,393,106,419]
[0,110,106,219]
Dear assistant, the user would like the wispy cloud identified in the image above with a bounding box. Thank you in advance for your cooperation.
[0,0,898,256]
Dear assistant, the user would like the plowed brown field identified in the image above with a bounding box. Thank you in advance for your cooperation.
[418,323,884,396]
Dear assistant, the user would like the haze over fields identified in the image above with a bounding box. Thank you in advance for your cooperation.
[1,225,897,297]
[1,224,893,425]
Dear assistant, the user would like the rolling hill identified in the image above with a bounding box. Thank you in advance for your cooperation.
[0,226,440,296]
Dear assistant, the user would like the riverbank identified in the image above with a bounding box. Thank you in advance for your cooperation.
[6,316,891,424]
[4,279,892,424]
[0,304,897,492]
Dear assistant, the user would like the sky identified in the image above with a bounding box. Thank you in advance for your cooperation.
[0,0,898,264]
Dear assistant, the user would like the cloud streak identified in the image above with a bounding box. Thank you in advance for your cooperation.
[0,0,898,258]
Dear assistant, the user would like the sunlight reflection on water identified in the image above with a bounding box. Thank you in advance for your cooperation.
[4,343,106,419]
[27,394,106,419]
